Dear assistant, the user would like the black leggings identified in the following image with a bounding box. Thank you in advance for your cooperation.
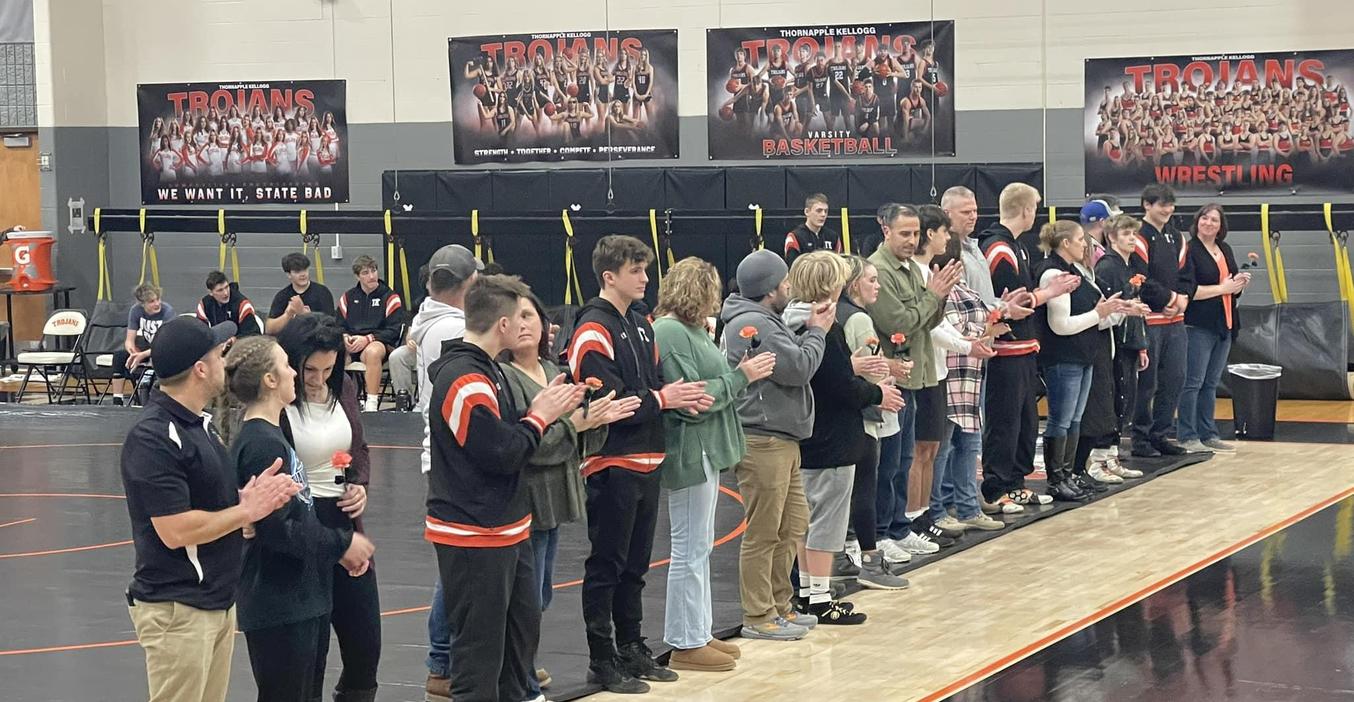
[848,437,880,551]
[314,497,382,695]
[245,614,330,702]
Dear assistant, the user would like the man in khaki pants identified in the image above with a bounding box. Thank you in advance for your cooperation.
[720,250,833,641]
[119,317,298,701]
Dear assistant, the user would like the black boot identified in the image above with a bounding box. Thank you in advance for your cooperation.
[588,656,651,694]
[332,688,377,702]
[1045,435,1088,502]
[1067,426,1107,495]
[618,640,679,682]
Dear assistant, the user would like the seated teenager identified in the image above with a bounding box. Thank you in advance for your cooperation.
[112,283,175,405]
[336,255,404,412]
[197,270,259,336]
[267,252,335,335]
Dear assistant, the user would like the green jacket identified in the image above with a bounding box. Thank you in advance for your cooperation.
[866,244,946,390]
[653,317,749,491]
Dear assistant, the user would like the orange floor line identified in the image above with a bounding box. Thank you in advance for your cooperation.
[0,517,36,529]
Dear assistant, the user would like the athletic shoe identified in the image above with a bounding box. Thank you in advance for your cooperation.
[618,641,678,682]
[876,539,914,564]
[536,668,552,688]
[740,619,808,641]
[1104,455,1143,479]
[960,513,1005,531]
[1131,443,1162,458]
[1203,438,1237,453]
[781,611,818,629]
[844,539,862,568]
[1005,488,1053,506]
[858,552,910,590]
[895,531,941,555]
[425,674,452,702]
[982,495,1025,515]
[913,514,959,545]
[668,645,736,672]
[935,515,971,533]
[1087,462,1124,484]
[362,397,379,413]
[831,551,860,580]
[1048,480,1090,502]
[1153,440,1188,456]
[707,638,741,660]
[807,600,867,625]
[1071,473,1108,494]
[1177,439,1213,454]
[587,658,651,694]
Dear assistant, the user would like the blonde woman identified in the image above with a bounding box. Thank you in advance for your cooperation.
[654,258,775,670]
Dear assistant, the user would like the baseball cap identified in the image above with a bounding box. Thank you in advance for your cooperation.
[151,317,237,380]
[428,244,484,279]
[1079,200,1115,224]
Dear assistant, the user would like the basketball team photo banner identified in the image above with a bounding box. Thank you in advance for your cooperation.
[449,30,680,164]
[705,21,956,160]
[1085,50,1354,196]
[137,80,350,205]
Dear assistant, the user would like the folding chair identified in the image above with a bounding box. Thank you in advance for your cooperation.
[14,309,91,405]
[84,301,133,405]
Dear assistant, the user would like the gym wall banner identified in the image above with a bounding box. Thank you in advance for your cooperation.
[137,80,350,205]
[1085,50,1354,196]
[705,21,956,160]
[449,30,680,164]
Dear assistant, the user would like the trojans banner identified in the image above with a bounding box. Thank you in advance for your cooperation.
[1085,50,1354,195]
[449,30,679,164]
[137,80,349,205]
[705,21,955,160]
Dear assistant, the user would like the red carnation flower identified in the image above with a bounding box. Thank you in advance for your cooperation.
[584,377,604,390]
[332,450,352,468]
[1129,273,1146,287]
[890,332,906,345]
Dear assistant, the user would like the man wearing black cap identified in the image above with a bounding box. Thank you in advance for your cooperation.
[120,317,300,702]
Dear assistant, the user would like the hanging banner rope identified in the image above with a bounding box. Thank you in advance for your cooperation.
[562,210,582,305]
[137,208,160,287]
[840,207,852,255]
[1259,204,1285,304]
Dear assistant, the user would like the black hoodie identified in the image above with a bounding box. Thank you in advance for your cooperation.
[978,222,1040,357]
[798,318,882,470]
[338,280,404,347]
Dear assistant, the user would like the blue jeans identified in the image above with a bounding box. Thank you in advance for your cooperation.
[663,456,721,650]
[1044,363,1094,438]
[930,421,983,520]
[875,391,915,541]
[1178,325,1232,442]
[531,527,560,611]
[426,578,451,677]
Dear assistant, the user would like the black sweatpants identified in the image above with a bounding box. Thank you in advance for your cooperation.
[981,353,1039,501]
[435,540,539,702]
[847,437,880,551]
[245,614,330,702]
[582,467,660,663]
[1113,348,1141,441]
[314,497,381,696]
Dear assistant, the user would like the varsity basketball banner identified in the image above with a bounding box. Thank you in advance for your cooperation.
[449,30,680,164]
[705,21,956,160]
[1085,50,1354,195]
[137,80,349,204]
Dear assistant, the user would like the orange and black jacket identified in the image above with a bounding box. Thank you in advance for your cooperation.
[196,284,259,336]
[567,297,667,479]
[424,339,546,548]
[979,222,1040,357]
[338,281,404,347]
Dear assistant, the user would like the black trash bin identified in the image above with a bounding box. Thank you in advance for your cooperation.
[1227,364,1282,440]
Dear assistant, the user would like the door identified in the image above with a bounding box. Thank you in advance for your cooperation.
[0,132,44,346]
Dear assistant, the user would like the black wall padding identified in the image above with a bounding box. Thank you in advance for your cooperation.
[846,165,917,209]
[784,168,849,210]
[664,168,726,209]
[910,164,977,204]
[1223,302,1351,400]
[975,164,1045,203]
[489,171,551,212]
[381,170,438,211]
[605,168,667,210]
[725,167,787,210]
[435,171,494,211]
[546,170,611,211]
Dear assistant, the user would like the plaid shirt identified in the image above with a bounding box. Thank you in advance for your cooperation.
[943,283,990,433]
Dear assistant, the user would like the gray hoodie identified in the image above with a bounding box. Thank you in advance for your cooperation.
[409,296,466,474]
[719,294,826,441]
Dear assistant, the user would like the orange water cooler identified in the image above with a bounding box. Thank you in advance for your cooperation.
[7,231,56,291]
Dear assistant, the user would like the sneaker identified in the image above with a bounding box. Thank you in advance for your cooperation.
[935,515,971,533]
[1203,438,1237,453]
[1153,440,1188,456]
[1131,443,1162,458]
[1071,473,1108,494]
[844,539,862,568]
[707,638,741,660]
[740,619,808,641]
[425,674,452,702]
[858,552,910,590]
[982,495,1025,515]
[536,667,552,688]
[587,658,650,694]
[618,641,678,682]
[1006,488,1053,506]
[876,539,914,564]
[807,599,867,625]
[912,515,958,546]
[781,611,818,629]
[1087,462,1124,484]
[895,531,941,555]
[668,644,736,672]
[831,551,860,580]
[112,395,126,407]
[1048,480,1091,503]
[959,513,1005,531]
[1104,456,1143,479]
[362,397,380,413]
[1177,439,1213,454]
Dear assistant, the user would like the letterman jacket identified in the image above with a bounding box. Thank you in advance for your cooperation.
[338,281,404,347]
[1135,219,1190,325]
[979,222,1041,357]
[567,297,667,479]
[195,284,259,336]
[424,339,546,548]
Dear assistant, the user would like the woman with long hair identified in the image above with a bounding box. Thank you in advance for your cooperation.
[500,294,636,693]
[1177,205,1250,453]
[227,334,375,702]
[654,258,775,668]
[276,313,383,702]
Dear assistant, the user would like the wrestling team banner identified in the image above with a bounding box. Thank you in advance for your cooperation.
[705,21,955,160]
[449,30,679,164]
[1085,50,1354,195]
[137,80,349,205]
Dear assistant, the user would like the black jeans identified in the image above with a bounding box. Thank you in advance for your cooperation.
[981,353,1039,501]
[847,437,880,551]
[1133,322,1186,447]
[245,614,330,702]
[111,336,151,381]
[435,540,539,702]
[314,498,381,695]
[582,468,660,662]
[1113,346,1141,441]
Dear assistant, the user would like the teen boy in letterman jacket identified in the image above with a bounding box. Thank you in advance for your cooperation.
[1130,184,1191,457]
[425,274,584,702]
[567,235,712,694]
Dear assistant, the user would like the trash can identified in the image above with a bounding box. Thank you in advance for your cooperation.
[1227,363,1282,440]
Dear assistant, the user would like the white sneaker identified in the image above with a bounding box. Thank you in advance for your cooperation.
[895,532,941,555]
[1103,455,1143,479]
[1087,461,1124,484]
[844,539,862,568]
[363,397,379,413]
[935,515,970,532]
[876,539,913,564]
[1178,439,1213,454]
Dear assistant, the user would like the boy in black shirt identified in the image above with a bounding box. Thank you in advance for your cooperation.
[337,255,405,411]
[267,252,335,335]
[197,270,259,336]
[784,193,841,265]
